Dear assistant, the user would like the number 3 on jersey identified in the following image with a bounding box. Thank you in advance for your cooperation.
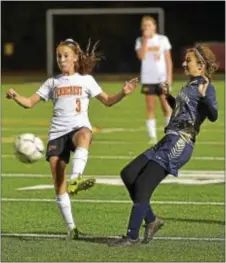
[75,99,81,113]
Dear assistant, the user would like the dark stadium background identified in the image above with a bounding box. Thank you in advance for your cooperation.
[2,1,225,73]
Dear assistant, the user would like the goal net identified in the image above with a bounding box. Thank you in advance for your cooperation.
[46,8,165,76]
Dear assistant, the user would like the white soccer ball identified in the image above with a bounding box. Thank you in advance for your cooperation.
[14,133,45,163]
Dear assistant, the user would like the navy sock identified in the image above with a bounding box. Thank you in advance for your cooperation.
[126,202,149,240]
[144,204,156,224]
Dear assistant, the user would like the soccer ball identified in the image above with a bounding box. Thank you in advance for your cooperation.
[14,133,45,163]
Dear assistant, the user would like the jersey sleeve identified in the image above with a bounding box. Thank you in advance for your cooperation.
[163,36,172,51]
[36,78,54,101]
[135,37,142,51]
[200,84,218,122]
[86,76,103,98]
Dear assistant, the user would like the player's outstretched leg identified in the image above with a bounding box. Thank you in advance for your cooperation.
[68,128,96,195]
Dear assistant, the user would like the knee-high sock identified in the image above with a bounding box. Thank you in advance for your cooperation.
[146,119,157,139]
[70,147,88,180]
[126,202,149,239]
[144,204,156,224]
[56,193,75,231]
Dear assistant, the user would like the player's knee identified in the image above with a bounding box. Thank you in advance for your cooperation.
[120,167,132,185]
[49,156,59,170]
[49,158,66,188]
[120,167,127,180]
[78,128,92,142]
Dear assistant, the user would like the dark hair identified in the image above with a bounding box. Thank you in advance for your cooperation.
[57,38,104,75]
[188,44,218,80]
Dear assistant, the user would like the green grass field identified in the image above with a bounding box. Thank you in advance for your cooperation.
[1,80,225,262]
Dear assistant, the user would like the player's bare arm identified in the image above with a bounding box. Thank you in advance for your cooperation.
[136,37,148,60]
[96,78,139,106]
[6,89,41,109]
[164,50,173,85]
[160,82,176,110]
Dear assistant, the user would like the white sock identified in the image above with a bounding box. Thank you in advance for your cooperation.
[70,147,88,180]
[146,119,157,138]
[56,193,75,231]
[165,116,171,126]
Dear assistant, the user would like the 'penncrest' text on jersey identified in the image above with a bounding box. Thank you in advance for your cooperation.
[36,73,102,141]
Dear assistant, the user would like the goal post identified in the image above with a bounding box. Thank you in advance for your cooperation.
[46,7,165,76]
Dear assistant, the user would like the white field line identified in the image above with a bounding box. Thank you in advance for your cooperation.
[1,232,224,242]
[94,141,224,145]
[13,179,224,190]
[2,171,224,190]
[1,117,225,128]
[14,179,225,189]
[99,127,224,134]
[1,198,224,206]
[2,171,225,187]
[1,154,225,161]
[1,170,224,178]
[2,171,225,186]
[1,126,224,133]
[1,139,225,146]
[93,156,225,161]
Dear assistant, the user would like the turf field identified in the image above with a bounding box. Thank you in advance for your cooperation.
[1,79,225,262]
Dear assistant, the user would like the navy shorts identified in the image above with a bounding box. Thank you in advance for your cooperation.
[143,134,194,176]
[141,84,163,96]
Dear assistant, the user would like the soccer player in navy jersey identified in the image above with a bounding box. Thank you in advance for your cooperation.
[110,44,218,247]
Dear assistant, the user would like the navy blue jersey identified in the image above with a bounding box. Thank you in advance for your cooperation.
[142,76,218,176]
[165,76,218,141]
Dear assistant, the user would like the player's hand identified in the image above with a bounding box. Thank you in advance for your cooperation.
[122,78,139,95]
[160,82,172,96]
[198,77,209,97]
[6,89,18,99]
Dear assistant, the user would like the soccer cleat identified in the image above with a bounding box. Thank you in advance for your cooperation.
[67,176,96,195]
[66,227,79,241]
[148,137,158,145]
[108,235,140,247]
[142,217,164,244]
[66,227,88,241]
